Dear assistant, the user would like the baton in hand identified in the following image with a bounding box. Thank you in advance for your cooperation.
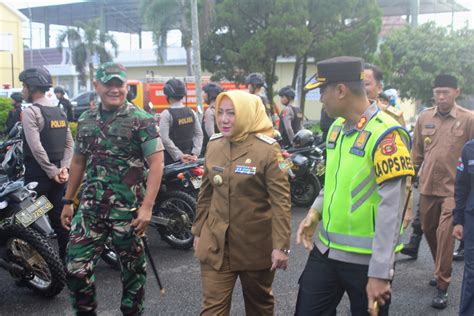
[142,235,165,295]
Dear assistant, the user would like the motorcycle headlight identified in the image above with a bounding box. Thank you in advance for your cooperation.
[26,182,38,190]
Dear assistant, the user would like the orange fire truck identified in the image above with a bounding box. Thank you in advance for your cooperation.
[127,76,247,114]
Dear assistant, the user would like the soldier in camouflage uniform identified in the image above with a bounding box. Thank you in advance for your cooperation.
[60,62,165,316]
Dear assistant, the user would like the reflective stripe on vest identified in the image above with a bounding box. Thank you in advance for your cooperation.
[320,110,409,255]
[320,223,405,253]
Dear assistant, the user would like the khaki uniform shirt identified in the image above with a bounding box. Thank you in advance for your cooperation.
[192,133,291,271]
[22,97,74,179]
[375,100,406,127]
[413,104,474,197]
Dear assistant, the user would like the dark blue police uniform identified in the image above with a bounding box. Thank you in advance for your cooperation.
[453,140,474,316]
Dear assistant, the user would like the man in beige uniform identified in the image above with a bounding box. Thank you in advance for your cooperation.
[413,74,474,309]
[364,63,406,126]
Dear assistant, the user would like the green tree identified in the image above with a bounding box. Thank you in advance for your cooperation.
[141,0,194,75]
[381,22,474,104]
[0,97,12,135]
[295,0,382,110]
[202,0,312,104]
[57,19,119,88]
[202,0,381,111]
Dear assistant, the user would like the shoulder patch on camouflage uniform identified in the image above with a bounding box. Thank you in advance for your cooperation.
[384,106,403,117]
[256,133,276,144]
[210,133,223,141]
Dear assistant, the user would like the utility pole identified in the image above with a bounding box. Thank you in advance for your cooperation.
[191,0,203,119]
[410,0,419,28]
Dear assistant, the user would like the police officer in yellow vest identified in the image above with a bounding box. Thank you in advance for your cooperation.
[295,57,415,315]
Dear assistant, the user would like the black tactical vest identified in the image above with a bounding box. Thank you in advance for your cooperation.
[201,107,219,156]
[166,107,195,164]
[279,105,303,147]
[23,104,68,178]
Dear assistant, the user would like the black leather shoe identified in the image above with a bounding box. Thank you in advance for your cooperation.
[429,278,437,286]
[431,288,448,309]
[453,241,464,261]
[401,234,422,259]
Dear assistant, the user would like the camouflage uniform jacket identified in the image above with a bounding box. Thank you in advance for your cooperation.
[75,102,164,210]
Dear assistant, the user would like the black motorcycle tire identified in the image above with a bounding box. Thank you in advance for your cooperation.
[154,190,196,250]
[4,225,65,297]
[291,174,322,207]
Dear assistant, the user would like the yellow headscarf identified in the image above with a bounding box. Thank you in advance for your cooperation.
[215,90,274,143]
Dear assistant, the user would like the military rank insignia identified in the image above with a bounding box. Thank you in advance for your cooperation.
[356,116,368,130]
[350,130,371,156]
[327,126,342,149]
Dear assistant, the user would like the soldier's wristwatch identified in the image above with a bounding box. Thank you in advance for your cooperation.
[278,249,291,255]
[62,198,74,205]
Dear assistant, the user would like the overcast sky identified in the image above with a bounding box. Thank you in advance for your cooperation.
[5,0,474,51]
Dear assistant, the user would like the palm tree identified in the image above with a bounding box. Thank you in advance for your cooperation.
[57,19,119,88]
[141,0,193,75]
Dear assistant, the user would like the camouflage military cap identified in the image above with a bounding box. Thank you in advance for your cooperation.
[96,62,127,84]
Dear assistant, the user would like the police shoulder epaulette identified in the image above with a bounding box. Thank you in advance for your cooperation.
[385,106,402,117]
[256,133,276,144]
[209,133,223,141]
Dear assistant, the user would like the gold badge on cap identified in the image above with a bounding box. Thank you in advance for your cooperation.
[424,137,432,145]
[213,175,223,186]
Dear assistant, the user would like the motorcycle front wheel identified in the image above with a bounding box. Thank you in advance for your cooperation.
[291,174,322,207]
[154,190,196,250]
[5,225,65,297]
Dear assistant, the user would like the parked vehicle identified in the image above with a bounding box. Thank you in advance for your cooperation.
[162,159,204,198]
[0,177,66,297]
[280,129,326,207]
[70,91,99,121]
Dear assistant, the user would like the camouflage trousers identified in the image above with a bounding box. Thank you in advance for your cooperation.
[66,206,146,315]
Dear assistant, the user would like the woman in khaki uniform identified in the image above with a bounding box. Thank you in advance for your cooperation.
[192,90,291,316]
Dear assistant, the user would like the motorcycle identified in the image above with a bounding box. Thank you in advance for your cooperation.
[162,158,204,198]
[282,145,325,207]
[278,129,325,208]
[149,159,203,250]
[0,123,24,180]
[0,176,66,297]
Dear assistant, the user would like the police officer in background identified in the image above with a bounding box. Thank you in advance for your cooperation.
[20,68,74,261]
[246,73,273,118]
[54,86,74,122]
[296,57,414,315]
[6,92,23,134]
[159,78,203,165]
[201,82,223,154]
[278,86,303,147]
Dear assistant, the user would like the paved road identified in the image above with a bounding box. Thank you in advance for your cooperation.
[0,206,464,315]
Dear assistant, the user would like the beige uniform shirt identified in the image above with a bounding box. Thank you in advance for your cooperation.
[22,97,74,179]
[192,133,291,271]
[413,104,474,197]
